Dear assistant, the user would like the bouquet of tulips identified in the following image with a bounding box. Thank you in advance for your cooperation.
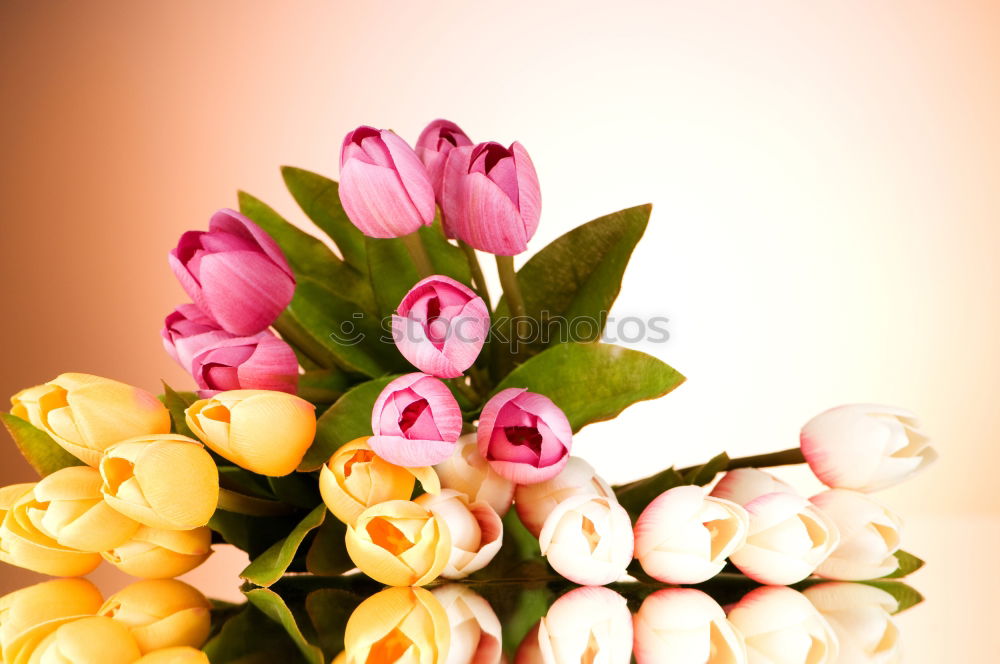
[0,119,936,607]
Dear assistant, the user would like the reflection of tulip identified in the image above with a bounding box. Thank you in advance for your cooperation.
[633,588,747,664]
[31,616,142,664]
[345,500,451,587]
[169,209,295,336]
[434,435,515,517]
[432,585,503,664]
[416,490,503,579]
[810,489,903,580]
[801,404,937,492]
[190,333,298,397]
[344,587,450,664]
[514,456,613,537]
[339,126,436,238]
[100,435,218,531]
[538,587,632,664]
[392,275,490,379]
[634,485,749,584]
[99,580,211,653]
[103,526,212,579]
[804,582,901,664]
[538,495,633,586]
[727,586,839,664]
[135,647,211,664]
[416,119,474,201]
[0,578,104,664]
[320,437,440,527]
[371,374,462,467]
[478,389,572,485]
[11,373,171,467]
[186,389,317,476]
[161,303,233,373]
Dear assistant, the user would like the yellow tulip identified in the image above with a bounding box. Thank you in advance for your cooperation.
[103,526,212,579]
[10,373,170,467]
[30,616,141,664]
[343,587,450,664]
[345,500,451,587]
[100,435,219,531]
[185,389,316,476]
[0,579,103,664]
[134,647,210,664]
[320,437,440,527]
[98,580,210,654]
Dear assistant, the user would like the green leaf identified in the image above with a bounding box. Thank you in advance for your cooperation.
[497,587,553,655]
[217,467,277,499]
[305,589,364,658]
[282,167,367,273]
[861,580,925,613]
[299,375,399,471]
[613,466,686,516]
[684,451,731,486]
[203,603,304,664]
[267,473,322,510]
[305,516,353,576]
[418,219,473,285]
[882,550,925,579]
[159,382,197,438]
[241,504,327,587]
[492,342,685,431]
[298,369,352,405]
[208,510,301,560]
[0,412,83,476]
[245,588,325,664]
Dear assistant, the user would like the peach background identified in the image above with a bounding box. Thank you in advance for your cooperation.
[1,0,998,657]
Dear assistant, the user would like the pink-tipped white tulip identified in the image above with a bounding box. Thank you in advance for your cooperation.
[434,435,515,516]
[710,468,797,506]
[161,304,234,373]
[801,404,937,492]
[632,588,747,664]
[432,585,503,664]
[539,495,633,586]
[803,583,901,664]
[727,586,839,664]
[514,457,614,538]
[416,119,474,202]
[370,373,462,467]
[810,489,903,580]
[478,389,572,485]
[538,587,633,664]
[634,485,749,584]
[189,333,298,397]
[416,490,503,579]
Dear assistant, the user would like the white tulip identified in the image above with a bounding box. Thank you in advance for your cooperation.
[514,457,614,537]
[710,468,797,506]
[810,490,903,580]
[539,495,633,586]
[538,587,632,664]
[432,585,503,664]
[632,588,747,664]
[416,490,503,579]
[435,435,515,516]
[803,582,901,664]
[727,586,839,664]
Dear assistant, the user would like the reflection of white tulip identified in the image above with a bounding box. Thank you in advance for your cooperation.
[514,457,614,537]
[633,588,747,664]
[810,490,903,580]
[801,404,936,492]
[433,585,503,664]
[416,490,503,579]
[435,436,515,516]
[727,586,839,664]
[539,495,633,586]
[538,587,633,664]
[634,485,749,584]
[803,583,901,664]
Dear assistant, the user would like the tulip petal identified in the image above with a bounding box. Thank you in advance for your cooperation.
[198,251,295,335]
[339,159,426,238]
[382,130,436,225]
[461,172,527,255]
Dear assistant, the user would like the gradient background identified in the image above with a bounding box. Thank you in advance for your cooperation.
[1,0,997,659]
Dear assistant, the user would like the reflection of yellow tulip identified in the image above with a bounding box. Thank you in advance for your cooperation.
[345,500,451,587]
[344,587,450,664]
[134,646,211,663]
[103,526,212,579]
[185,389,316,476]
[0,578,103,664]
[100,435,219,531]
[31,616,141,664]
[320,437,440,527]
[10,373,171,467]
[99,580,211,654]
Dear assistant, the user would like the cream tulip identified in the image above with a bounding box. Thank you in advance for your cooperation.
[727,586,839,664]
[343,587,450,664]
[0,579,103,664]
[416,490,503,579]
[134,647,210,664]
[103,526,212,579]
[803,583,901,664]
[185,389,316,476]
[99,580,211,653]
[810,490,903,580]
[432,585,502,664]
[29,616,141,664]
[709,468,797,506]
[537,587,633,664]
[434,435,515,516]
[514,456,614,538]
[538,495,633,586]
[632,588,747,664]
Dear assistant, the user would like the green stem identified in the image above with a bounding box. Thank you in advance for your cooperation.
[448,376,481,408]
[216,488,296,516]
[272,312,333,370]
[693,447,806,474]
[459,241,492,310]
[495,255,526,320]
[402,231,434,279]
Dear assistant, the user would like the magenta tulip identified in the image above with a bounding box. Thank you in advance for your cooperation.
[169,209,295,336]
[391,275,489,378]
[441,141,541,255]
[161,303,234,373]
[190,333,298,397]
[338,126,436,238]
[415,119,473,203]
[477,388,571,484]
[370,373,462,467]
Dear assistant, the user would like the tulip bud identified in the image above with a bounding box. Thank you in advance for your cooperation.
[345,500,451,587]
[727,586,839,664]
[539,495,633,586]
[416,119,474,202]
[99,435,219,531]
[169,209,295,336]
[632,588,747,664]
[634,485,749,584]
[344,587,450,664]
[99,579,211,653]
[31,616,142,664]
[371,374,462,467]
[10,373,171,467]
[186,390,316,476]
[537,587,633,664]
[0,579,104,664]
[810,489,903,580]
[801,404,937,492]
[441,141,541,255]
[709,468,796,506]
[514,456,613,537]
[434,435,515,516]
[803,582,901,663]
[431,585,502,664]
[338,126,436,238]
[135,647,211,664]
[102,526,212,579]
[392,275,490,379]
[319,437,440,527]
[161,303,234,374]
[416,490,503,579]
[189,333,298,397]
[478,389,572,485]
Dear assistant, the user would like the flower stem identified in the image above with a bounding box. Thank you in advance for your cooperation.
[216,488,296,516]
[708,447,806,473]
[402,231,434,279]
[460,241,492,310]
[495,255,526,319]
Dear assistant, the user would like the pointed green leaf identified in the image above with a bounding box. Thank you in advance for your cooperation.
[861,580,925,613]
[0,412,83,476]
[203,602,304,663]
[297,369,352,405]
[245,588,325,664]
[305,589,364,659]
[684,451,731,486]
[418,219,472,285]
[282,167,367,272]
[241,504,327,587]
[305,516,353,576]
[882,549,925,579]
[159,382,197,438]
[208,510,300,559]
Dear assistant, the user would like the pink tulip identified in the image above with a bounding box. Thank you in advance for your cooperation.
[477,389,571,484]
[190,333,298,397]
[371,373,462,467]
[161,304,234,373]
[392,275,489,378]
[338,126,436,238]
[169,209,295,336]
[441,141,541,255]
[415,119,474,203]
